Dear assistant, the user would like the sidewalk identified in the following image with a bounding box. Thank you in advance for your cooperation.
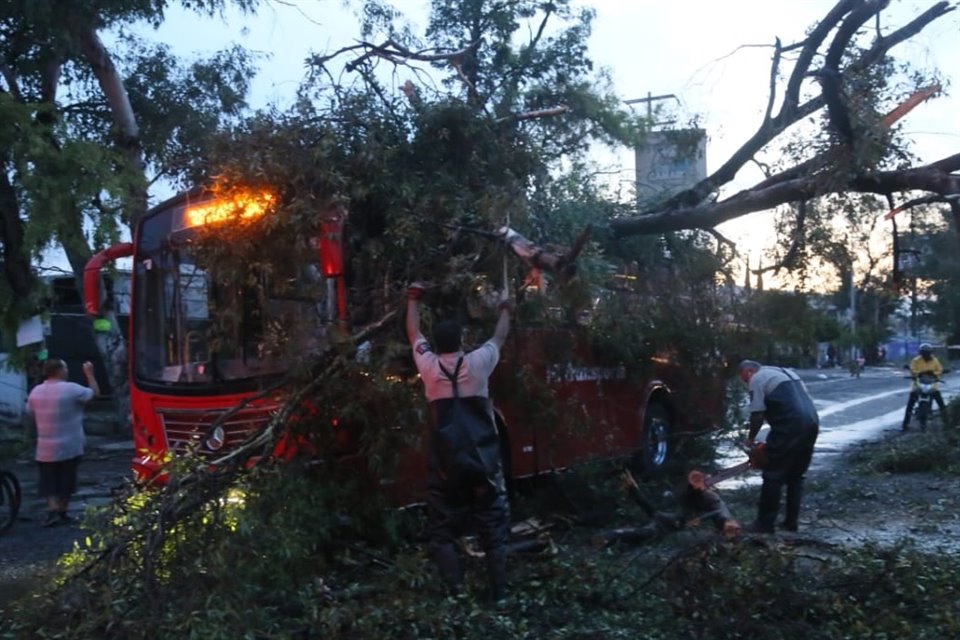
[792,365,903,384]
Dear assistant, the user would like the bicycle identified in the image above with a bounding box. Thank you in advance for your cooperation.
[0,465,21,534]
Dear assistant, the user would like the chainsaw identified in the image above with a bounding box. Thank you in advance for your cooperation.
[689,442,766,490]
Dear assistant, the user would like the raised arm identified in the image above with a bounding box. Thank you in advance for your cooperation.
[82,361,100,397]
[406,283,426,346]
[491,300,514,350]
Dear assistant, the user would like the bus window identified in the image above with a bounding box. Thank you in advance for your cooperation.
[134,202,327,387]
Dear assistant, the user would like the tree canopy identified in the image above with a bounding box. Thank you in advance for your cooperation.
[0,0,259,326]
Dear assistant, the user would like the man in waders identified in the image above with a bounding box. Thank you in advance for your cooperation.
[406,282,513,601]
[739,360,819,534]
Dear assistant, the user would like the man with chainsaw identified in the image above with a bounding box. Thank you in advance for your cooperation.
[406,282,514,602]
[739,360,820,534]
[901,343,948,430]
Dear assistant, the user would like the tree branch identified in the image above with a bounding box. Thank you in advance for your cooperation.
[495,105,570,124]
[706,227,738,252]
[76,28,139,142]
[815,0,890,146]
[757,200,807,273]
[611,154,960,236]
[782,0,859,111]
[614,1,955,239]
[648,0,952,214]
[763,38,782,123]
[342,39,481,73]
[76,26,147,223]
[494,2,555,113]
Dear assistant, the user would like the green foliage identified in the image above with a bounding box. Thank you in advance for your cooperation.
[854,430,960,475]
[914,205,960,342]
[12,500,960,640]
[5,463,403,639]
[119,37,258,188]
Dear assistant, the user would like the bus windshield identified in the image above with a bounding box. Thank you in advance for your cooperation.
[134,200,326,386]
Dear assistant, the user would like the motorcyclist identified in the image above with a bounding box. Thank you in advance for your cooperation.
[901,343,948,430]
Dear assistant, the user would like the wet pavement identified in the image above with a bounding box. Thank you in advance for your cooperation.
[713,364,957,498]
[0,435,133,611]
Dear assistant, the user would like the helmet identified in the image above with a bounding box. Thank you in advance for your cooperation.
[919,343,933,355]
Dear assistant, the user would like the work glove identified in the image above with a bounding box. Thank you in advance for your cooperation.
[407,282,426,300]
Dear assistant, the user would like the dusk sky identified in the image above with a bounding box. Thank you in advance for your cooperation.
[106,0,960,272]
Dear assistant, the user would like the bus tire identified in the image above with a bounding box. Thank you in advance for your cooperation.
[636,402,672,477]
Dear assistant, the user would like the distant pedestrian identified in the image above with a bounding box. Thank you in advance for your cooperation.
[25,358,99,527]
[850,356,864,378]
[739,360,819,534]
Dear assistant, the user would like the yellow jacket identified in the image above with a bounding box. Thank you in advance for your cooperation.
[910,355,943,388]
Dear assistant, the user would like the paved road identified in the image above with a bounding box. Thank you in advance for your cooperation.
[797,365,955,465]
[716,364,956,480]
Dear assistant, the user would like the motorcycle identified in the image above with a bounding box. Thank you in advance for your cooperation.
[911,371,944,430]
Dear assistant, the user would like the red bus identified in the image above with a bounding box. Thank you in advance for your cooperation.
[84,188,726,492]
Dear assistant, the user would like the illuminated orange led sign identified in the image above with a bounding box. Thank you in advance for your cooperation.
[184,191,276,228]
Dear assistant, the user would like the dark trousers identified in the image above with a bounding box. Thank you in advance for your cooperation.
[757,427,818,531]
[902,389,948,427]
[426,453,510,598]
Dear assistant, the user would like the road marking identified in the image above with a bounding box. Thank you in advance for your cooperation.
[815,381,955,420]
[816,388,907,419]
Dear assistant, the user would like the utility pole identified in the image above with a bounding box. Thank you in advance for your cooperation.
[909,209,918,339]
[624,92,679,128]
[849,260,857,361]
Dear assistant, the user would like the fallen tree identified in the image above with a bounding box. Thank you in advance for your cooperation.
[609,0,959,238]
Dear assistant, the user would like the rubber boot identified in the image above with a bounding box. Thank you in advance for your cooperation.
[485,547,508,603]
[903,398,916,431]
[749,479,781,534]
[782,480,803,532]
[432,543,464,595]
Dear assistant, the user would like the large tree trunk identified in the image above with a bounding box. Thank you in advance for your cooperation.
[76,26,148,225]
[75,28,147,432]
[0,166,34,299]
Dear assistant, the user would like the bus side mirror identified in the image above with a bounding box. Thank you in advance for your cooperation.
[84,243,134,316]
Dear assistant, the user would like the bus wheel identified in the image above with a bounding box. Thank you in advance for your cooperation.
[636,403,672,477]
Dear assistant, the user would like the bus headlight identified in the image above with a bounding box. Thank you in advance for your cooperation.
[206,426,226,451]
